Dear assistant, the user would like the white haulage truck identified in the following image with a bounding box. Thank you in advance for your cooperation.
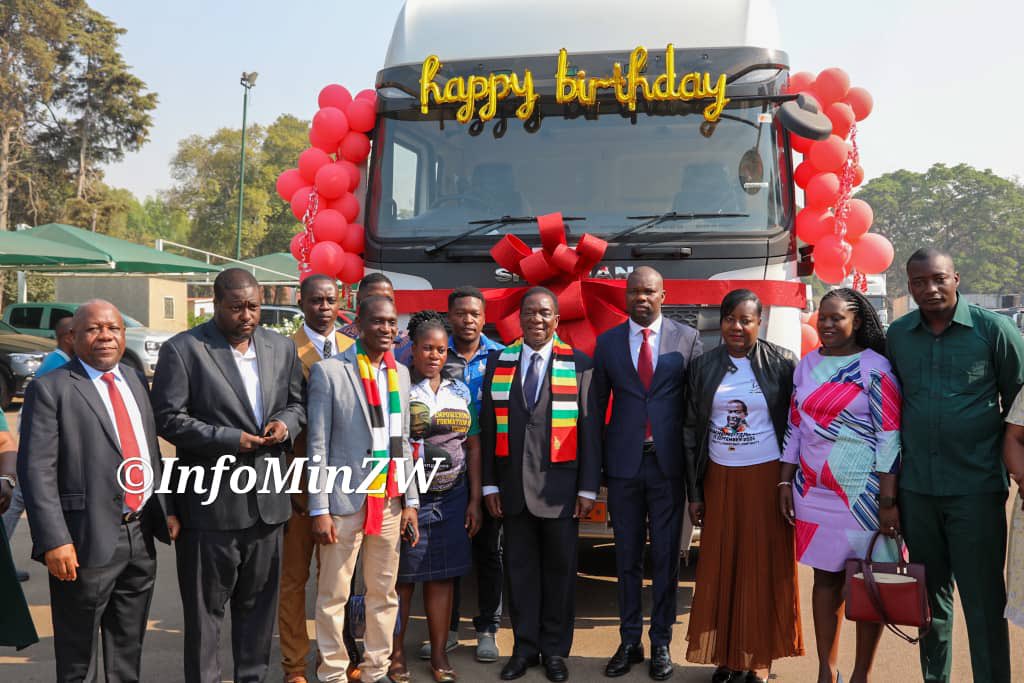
[363,0,831,541]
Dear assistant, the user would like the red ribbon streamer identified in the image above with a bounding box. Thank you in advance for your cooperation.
[393,213,808,355]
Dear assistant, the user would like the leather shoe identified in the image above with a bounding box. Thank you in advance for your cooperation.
[500,655,539,680]
[648,645,673,680]
[543,655,569,682]
[604,642,644,677]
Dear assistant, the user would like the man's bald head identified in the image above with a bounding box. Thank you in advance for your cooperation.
[213,268,260,301]
[54,316,74,354]
[72,300,125,371]
[625,266,666,327]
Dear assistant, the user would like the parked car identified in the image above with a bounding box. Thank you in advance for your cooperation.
[2,302,171,377]
[0,319,55,408]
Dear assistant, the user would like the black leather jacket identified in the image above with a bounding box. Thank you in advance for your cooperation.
[682,339,798,503]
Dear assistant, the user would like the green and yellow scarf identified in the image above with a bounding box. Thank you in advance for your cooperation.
[490,334,578,463]
[355,340,403,534]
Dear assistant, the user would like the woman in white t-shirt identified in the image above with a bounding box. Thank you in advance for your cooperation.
[683,289,804,683]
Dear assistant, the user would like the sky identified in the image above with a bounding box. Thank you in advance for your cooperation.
[92,0,1024,200]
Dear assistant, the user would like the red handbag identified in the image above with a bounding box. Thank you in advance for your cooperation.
[844,531,931,643]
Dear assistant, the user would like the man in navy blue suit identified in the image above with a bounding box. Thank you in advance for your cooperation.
[593,267,703,680]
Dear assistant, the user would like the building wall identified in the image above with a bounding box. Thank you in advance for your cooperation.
[55,277,187,332]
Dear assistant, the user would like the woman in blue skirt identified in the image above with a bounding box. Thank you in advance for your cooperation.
[390,311,482,682]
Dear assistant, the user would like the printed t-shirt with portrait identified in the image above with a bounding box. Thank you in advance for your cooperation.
[708,356,782,467]
[409,377,479,492]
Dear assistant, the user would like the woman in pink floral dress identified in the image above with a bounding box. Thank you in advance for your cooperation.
[779,288,902,683]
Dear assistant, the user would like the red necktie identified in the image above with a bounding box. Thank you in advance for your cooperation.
[638,328,654,439]
[101,372,144,512]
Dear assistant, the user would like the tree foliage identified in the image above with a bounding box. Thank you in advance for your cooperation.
[855,163,1024,299]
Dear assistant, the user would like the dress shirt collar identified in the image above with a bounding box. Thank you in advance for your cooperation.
[80,360,125,383]
[232,341,258,360]
[629,315,663,340]
[303,324,337,358]
[520,338,554,369]
[907,293,973,332]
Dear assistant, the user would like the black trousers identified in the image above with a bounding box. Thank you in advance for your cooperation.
[502,510,578,659]
[451,510,504,633]
[49,519,157,683]
[176,521,283,683]
[607,451,684,647]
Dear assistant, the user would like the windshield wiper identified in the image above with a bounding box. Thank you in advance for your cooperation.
[609,211,749,242]
[425,215,586,254]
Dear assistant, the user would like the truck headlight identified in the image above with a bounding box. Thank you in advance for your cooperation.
[10,352,44,375]
[144,340,162,353]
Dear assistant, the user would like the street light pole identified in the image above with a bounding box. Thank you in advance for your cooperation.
[236,71,258,259]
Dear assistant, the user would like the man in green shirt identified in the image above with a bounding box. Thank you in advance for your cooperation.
[887,247,1024,683]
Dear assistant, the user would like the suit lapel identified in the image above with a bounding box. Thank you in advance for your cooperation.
[122,365,157,447]
[342,360,374,432]
[201,323,258,429]
[616,323,644,389]
[69,360,121,453]
[650,319,681,389]
[292,327,321,379]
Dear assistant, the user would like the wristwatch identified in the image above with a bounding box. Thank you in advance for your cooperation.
[0,475,15,488]
[878,495,898,508]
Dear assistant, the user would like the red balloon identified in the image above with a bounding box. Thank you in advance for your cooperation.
[340,223,365,254]
[816,233,853,270]
[808,311,819,329]
[311,107,349,151]
[311,209,347,244]
[805,172,841,210]
[314,163,349,200]
[336,159,360,192]
[844,86,874,121]
[308,241,345,277]
[814,258,848,284]
[318,84,353,111]
[276,168,305,203]
[790,133,814,155]
[851,233,894,274]
[346,99,376,133]
[794,161,818,189]
[338,131,371,164]
[289,231,309,262]
[290,186,318,221]
[814,68,851,106]
[795,208,835,245]
[852,165,865,187]
[327,193,360,223]
[298,148,332,184]
[825,102,855,140]
[843,198,874,240]
[337,252,364,284]
[355,89,377,103]
[809,135,849,173]
[801,323,820,357]
[786,71,815,94]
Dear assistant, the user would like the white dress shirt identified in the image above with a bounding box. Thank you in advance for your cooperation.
[232,341,263,426]
[303,324,340,360]
[484,338,594,501]
[628,315,663,372]
[81,361,153,511]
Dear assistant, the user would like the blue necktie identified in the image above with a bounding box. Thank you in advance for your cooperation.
[523,352,543,411]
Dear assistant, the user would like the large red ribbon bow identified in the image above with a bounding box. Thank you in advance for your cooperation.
[486,213,628,355]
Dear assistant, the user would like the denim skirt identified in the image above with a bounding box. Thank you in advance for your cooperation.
[398,477,472,583]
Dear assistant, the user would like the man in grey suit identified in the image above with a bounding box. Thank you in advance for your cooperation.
[19,300,170,682]
[151,268,305,683]
[306,295,420,683]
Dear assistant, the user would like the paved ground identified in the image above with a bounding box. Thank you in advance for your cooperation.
[1,407,1019,681]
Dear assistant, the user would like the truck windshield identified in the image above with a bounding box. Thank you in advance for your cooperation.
[369,102,787,242]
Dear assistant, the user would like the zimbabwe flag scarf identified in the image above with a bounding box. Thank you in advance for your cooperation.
[355,340,403,534]
[490,335,578,463]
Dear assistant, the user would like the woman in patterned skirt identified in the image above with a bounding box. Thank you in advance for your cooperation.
[779,288,901,683]
[389,311,483,683]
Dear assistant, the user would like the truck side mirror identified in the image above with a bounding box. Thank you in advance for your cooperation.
[778,93,832,141]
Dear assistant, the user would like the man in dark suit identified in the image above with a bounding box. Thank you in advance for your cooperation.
[19,299,170,682]
[593,266,703,680]
[481,287,601,682]
[151,268,305,683]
